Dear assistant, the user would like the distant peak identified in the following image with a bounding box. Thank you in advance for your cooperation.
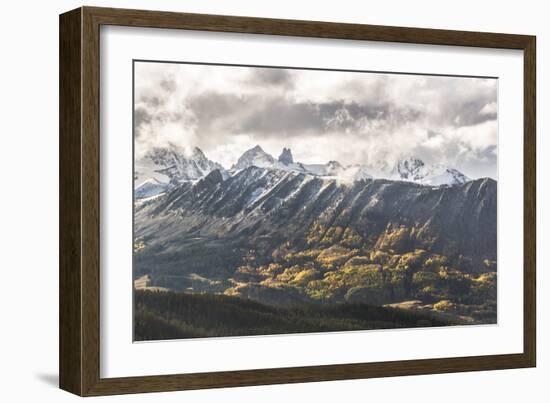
[251,145,264,152]
[398,156,425,168]
[234,145,276,170]
[191,146,206,158]
[278,147,293,165]
[240,145,272,159]
[145,144,210,162]
[140,143,224,183]
[393,156,470,186]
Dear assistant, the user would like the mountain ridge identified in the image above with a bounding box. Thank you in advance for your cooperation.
[134,163,497,324]
[135,168,496,275]
[135,143,473,200]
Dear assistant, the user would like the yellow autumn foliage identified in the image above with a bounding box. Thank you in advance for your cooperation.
[433,300,457,312]
[375,225,412,252]
[316,245,358,268]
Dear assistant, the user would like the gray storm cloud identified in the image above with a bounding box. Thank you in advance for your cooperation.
[134,61,498,179]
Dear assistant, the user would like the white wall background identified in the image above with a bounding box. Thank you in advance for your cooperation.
[0,0,546,401]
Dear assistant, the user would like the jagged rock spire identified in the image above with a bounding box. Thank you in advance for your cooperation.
[278,147,293,165]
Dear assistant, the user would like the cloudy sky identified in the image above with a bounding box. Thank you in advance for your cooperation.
[134,61,498,179]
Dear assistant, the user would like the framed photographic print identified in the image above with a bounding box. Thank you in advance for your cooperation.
[59,6,536,396]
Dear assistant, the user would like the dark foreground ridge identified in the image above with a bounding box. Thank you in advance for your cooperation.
[134,289,458,341]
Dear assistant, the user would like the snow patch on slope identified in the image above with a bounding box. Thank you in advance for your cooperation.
[135,178,168,199]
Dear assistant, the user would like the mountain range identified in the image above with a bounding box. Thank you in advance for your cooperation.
[134,144,471,199]
[133,143,496,328]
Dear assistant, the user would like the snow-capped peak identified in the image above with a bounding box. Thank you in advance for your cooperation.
[424,167,470,186]
[392,157,470,186]
[135,143,226,186]
[136,144,470,195]
[234,145,277,170]
[232,146,376,183]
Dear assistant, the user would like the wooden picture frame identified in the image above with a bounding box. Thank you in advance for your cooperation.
[59,6,536,396]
